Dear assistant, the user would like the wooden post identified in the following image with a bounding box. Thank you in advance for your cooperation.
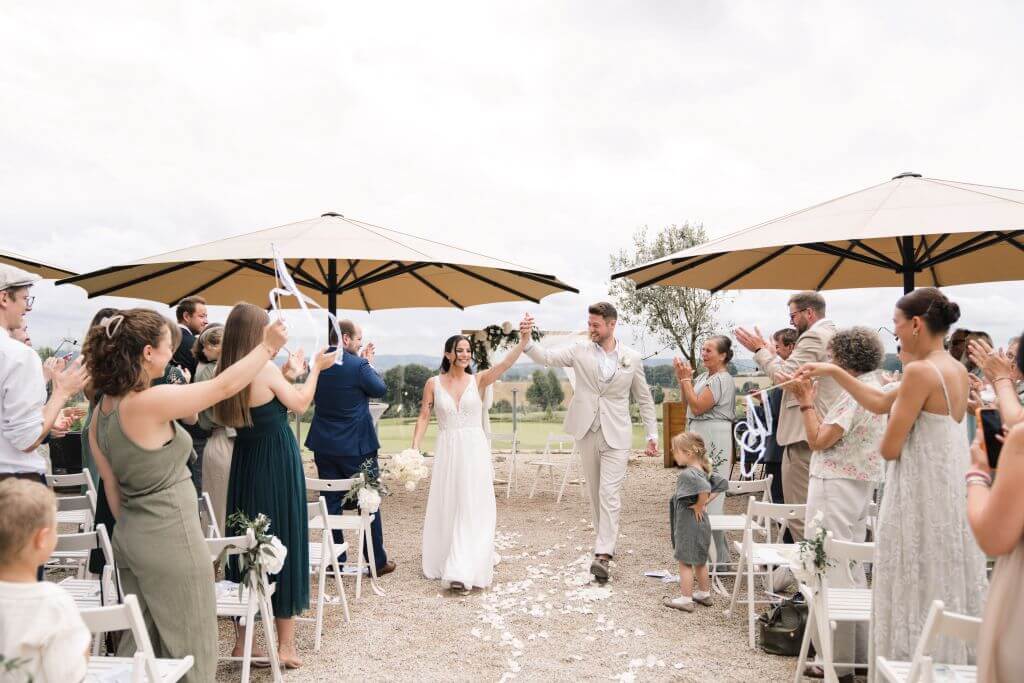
[662,401,687,467]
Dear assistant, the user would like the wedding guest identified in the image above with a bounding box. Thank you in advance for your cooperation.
[84,306,288,682]
[663,432,727,613]
[673,335,735,565]
[305,320,395,576]
[964,331,994,441]
[799,287,987,664]
[735,291,840,542]
[10,324,30,347]
[171,295,208,378]
[0,479,91,683]
[0,264,86,486]
[215,303,335,669]
[966,338,1024,682]
[968,337,1023,427]
[758,328,797,510]
[783,327,886,679]
[948,327,970,363]
[193,324,233,534]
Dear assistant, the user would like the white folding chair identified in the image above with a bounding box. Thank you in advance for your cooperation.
[708,475,772,594]
[489,432,519,498]
[526,433,586,504]
[198,492,220,539]
[726,498,805,649]
[47,493,99,577]
[81,594,194,682]
[298,496,350,651]
[207,531,283,683]
[795,533,875,683]
[876,600,981,683]
[306,475,383,598]
[47,468,98,531]
[53,523,122,655]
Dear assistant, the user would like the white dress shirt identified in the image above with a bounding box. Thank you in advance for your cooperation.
[595,340,619,382]
[0,327,47,473]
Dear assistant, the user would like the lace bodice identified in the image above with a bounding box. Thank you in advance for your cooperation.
[433,374,484,432]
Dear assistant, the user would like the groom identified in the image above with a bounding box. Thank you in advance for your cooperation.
[523,302,658,582]
[305,320,396,577]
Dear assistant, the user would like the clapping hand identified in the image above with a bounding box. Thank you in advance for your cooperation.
[262,320,289,355]
[968,339,1018,384]
[53,356,89,397]
[360,342,376,365]
[313,348,339,371]
[672,357,693,382]
[735,326,770,354]
[284,349,308,380]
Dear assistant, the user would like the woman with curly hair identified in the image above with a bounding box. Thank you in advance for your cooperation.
[782,327,887,677]
[83,308,287,682]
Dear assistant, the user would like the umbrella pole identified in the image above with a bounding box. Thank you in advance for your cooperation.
[327,259,338,342]
[900,236,916,293]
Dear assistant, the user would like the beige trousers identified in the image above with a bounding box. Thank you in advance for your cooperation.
[782,441,812,541]
[577,429,630,557]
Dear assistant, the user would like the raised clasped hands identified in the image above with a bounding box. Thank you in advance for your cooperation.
[519,313,535,346]
[672,356,693,382]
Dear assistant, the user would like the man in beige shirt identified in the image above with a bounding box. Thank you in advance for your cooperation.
[736,291,840,541]
[523,302,658,582]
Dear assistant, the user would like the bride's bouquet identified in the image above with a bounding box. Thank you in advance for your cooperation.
[385,448,429,492]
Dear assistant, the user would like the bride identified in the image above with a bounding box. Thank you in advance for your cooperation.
[413,315,532,591]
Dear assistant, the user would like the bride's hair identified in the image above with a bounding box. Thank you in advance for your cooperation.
[440,334,474,374]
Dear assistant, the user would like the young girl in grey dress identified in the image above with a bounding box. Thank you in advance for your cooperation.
[664,432,728,612]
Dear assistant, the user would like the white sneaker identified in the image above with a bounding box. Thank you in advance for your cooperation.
[771,566,795,592]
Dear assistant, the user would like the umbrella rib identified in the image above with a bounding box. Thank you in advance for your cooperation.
[848,240,901,269]
[802,243,892,270]
[1,253,77,277]
[633,253,727,289]
[339,260,361,287]
[58,263,136,285]
[920,230,1024,269]
[815,244,852,290]
[88,261,201,298]
[290,259,324,290]
[442,263,541,304]
[230,260,326,292]
[170,263,248,304]
[409,270,464,310]
[918,233,950,263]
[916,236,942,287]
[709,245,793,293]
[314,259,329,284]
[496,269,580,294]
[340,262,432,292]
[923,177,1024,208]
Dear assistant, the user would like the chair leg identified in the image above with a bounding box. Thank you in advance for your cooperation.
[364,518,385,597]
[726,551,744,617]
[795,603,815,683]
[746,555,757,649]
[257,589,283,683]
[314,551,326,652]
[556,461,571,503]
[241,599,256,683]
[529,466,541,499]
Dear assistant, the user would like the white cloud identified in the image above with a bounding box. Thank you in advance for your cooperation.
[3,1,1024,357]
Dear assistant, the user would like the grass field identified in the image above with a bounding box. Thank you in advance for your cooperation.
[297,414,662,454]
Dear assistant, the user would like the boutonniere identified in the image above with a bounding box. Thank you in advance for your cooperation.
[620,355,631,369]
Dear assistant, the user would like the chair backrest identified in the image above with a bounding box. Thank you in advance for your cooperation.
[46,468,97,496]
[907,600,983,682]
[746,498,806,543]
[57,493,95,514]
[544,433,575,454]
[825,532,874,564]
[308,496,330,523]
[197,493,220,538]
[306,475,362,494]
[80,594,163,682]
[205,529,256,562]
[727,475,773,502]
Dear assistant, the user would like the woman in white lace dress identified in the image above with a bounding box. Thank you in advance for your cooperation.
[801,287,987,664]
[413,317,532,591]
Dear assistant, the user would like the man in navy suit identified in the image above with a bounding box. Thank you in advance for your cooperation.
[305,320,395,576]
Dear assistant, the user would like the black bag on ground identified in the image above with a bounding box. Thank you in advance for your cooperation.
[757,593,808,656]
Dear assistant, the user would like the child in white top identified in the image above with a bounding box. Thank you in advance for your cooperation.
[0,478,91,682]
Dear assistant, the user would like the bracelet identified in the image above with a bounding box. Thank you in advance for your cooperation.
[965,470,992,485]
[966,479,991,489]
[993,376,1013,384]
[680,378,692,383]
[799,405,815,412]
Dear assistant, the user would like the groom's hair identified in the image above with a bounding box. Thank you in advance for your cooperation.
[588,302,617,322]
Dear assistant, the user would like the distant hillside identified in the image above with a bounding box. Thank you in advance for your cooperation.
[374,354,760,375]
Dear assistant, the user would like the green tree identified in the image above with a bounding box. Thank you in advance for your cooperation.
[401,364,434,416]
[526,369,553,413]
[546,370,565,409]
[493,399,513,413]
[383,365,406,416]
[609,223,729,369]
[644,363,677,388]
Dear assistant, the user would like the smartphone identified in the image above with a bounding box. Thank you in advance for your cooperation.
[978,407,1003,469]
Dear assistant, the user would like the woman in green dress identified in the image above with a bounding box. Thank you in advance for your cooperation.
[83,308,288,682]
[214,303,335,670]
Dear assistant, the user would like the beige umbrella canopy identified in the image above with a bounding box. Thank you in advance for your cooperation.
[612,173,1024,294]
[57,213,577,312]
[1,250,77,279]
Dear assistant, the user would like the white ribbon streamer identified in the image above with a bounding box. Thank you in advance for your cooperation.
[733,390,773,479]
[267,243,343,365]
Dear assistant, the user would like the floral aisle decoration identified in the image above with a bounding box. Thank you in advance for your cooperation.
[224,511,287,600]
[787,511,832,585]
[342,450,429,514]
[468,321,544,369]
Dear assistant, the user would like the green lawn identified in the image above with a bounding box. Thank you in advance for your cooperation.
[298,414,663,455]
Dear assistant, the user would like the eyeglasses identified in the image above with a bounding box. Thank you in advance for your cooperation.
[788,308,809,322]
[1,290,34,309]
[23,295,35,310]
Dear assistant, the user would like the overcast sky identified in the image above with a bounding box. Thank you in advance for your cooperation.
[3,1,1024,362]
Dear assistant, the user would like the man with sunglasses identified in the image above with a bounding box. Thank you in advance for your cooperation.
[735,291,841,544]
[0,265,88,486]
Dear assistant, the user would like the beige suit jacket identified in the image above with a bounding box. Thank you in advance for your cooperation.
[753,320,841,447]
[524,340,658,451]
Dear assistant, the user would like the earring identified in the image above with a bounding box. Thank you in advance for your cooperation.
[913,330,919,337]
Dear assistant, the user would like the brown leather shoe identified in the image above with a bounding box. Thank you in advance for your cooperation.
[376,560,397,577]
[590,555,611,582]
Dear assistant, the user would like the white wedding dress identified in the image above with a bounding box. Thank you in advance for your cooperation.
[421,374,497,589]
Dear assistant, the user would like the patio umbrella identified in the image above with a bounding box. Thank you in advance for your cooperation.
[612,173,1024,293]
[57,212,578,313]
[1,250,77,279]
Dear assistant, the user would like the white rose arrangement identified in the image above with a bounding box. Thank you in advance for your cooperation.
[223,511,289,599]
[386,448,429,492]
[785,511,830,586]
[343,450,429,514]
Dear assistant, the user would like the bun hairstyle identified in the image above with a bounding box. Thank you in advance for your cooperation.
[440,334,474,374]
[896,287,961,335]
[710,335,734,364]
[82,308,173,397]
[671,431,712,475]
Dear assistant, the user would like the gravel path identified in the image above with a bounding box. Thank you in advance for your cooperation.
[213,453,797,682]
